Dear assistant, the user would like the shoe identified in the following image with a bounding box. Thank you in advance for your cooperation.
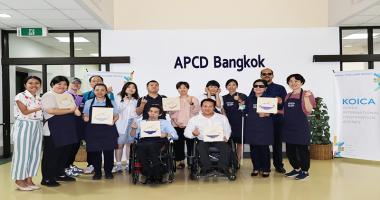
[56,175,76,182]
[295,171,309,180]
[177,163,185,169]
[16,184,33,191]
[92,174,102,180]
[70,165,84,174]
[27,185,40,190]
[262,172,270,178]
[275,167,286,174]
[105,174,114,179]
[84,165,95,174]
[41,179,60,187]
[284,169,301,178]
[161,173,169,183]
[65,168,79,177]
[125,163,129,172]
[251,170,259,176]
[112,164,123,173]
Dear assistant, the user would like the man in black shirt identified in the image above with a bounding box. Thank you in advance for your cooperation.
[136,80,167,120]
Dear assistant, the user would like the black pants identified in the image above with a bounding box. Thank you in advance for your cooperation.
[286,143,310,171]
[272,119,284,169]
[41,136,72,181]
[66,142,80,167]
[174,127,194,161]
[88,150,114,176]
[250,145,270,172]
[198,141,230,171]
[136,138,168,178]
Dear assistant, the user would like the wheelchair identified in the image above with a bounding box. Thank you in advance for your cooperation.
[128,138,176,184]
[187,138,238,181]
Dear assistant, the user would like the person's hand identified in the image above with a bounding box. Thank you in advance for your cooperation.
[83,115,89,122]
[107,86,113,93]
[217,88,221,95]
[140,97,147,106]
[276,97,283,104]
[234,93,240,101]
[205,87,211,97]
[108,121,114,126]
[258,113,267,118]
[68,106,76,113]
[160,133,168,138]
[223,136,228,142]
[74,107,81,116]
[131,122,138,129]
[192,127,200,136]
[304,90,312,97]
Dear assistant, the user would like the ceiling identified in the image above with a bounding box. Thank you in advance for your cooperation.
[339,1,380,26]
[0,0,108,29]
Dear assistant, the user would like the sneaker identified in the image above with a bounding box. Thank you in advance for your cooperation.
[295,171,309,180]
[84,165,94,174]
[275,167,286,174]
[105,173,114,179]
[125,163,129,171]
[41,179,60,187]
[65,168,79,177]
[70,165,84,174]
[92,174,102,180]
[285,169,301,178]
[112,164,123,173]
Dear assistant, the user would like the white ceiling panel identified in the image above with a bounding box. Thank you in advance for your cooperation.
[19,9,68,19]
[0,0,53,9]
[341,15,376,25]
[359,5,380,16]
[0,9,28,19]
[61,9,93,19]
[45,0,82,9]
[38,19,82,28]
[75,19,103,28]
[0,19,44,27]
[0,2,10,9]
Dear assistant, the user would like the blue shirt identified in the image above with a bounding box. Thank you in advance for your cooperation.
[82,90,115,104]
[83,98,119,116]
[135,119,178,140]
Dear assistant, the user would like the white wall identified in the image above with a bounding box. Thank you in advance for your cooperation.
[102,28,340,142]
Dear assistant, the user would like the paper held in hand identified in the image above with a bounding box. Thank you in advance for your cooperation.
[257,97,278,114]
[91,107,114,125]
[203,125,224,142]
[55,93,76,109]
[162,97,180,111]
[140,120,161,138]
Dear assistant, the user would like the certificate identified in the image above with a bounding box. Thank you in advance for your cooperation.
[162,97,180,111]
[257,97,278,114]
[140,121,161,138]
[203,125,224,142]
[55,93,76,109]
[91,107,114,125]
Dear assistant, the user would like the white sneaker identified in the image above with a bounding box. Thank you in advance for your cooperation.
[112,164,123,173]
[125,163,129,171]
[83,165,94,174]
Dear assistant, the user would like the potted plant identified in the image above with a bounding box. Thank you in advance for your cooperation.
[308,97,333,160]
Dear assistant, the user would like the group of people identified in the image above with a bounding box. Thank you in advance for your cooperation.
[10,67,316,191]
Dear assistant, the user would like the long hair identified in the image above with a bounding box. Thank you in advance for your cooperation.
[93,83,113,108]
[119,82,139,102]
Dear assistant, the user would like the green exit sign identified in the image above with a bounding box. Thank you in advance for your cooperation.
[17,27,47,37]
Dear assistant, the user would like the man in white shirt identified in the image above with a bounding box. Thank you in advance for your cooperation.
[184,98,231,174]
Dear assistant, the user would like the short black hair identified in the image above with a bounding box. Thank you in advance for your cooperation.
[146,80,159,87]
[225,79,238,88]
[148,105,163,114]
[286,74,305,84]
[201,98,216,107]
[253,79,268,87]
[206,80,220,88]
[23,76,41,85]
[50,76,69,87]
[89,75,103,83]
[176,81,189,89]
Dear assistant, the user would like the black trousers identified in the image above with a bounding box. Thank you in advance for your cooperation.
[198,141,230,171]
[66,142,80,167]
[250,145,270,172]
[286,143,310,171]
[174,127,194,161]
[272,119,284,169]
[41,136,72,181]
[136,138,168,178]
[88,150,114,176]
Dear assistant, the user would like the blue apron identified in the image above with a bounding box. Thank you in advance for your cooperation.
[244,96,273,145]
[223,93,244,138]
[85,104,118,152]
[282,89,311,145]
[47,114,78,147]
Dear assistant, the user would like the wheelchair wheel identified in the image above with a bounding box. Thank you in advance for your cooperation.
[132,172,139,184]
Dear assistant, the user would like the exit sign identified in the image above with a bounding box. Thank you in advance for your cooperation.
[17,27,47,37]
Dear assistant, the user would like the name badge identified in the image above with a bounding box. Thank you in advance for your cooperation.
[253,104,257,109]
[287,102,295,108]
[226,102,234,107]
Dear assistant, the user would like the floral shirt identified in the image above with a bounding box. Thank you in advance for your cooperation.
[14,90,43,120]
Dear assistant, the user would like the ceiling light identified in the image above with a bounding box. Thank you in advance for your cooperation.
[0,13,11,18]
[75,48,83,51]
[90,53,99,57]
[343,33,380,39]
[54,37,90,43]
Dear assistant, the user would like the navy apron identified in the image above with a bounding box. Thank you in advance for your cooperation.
[282,89,311,145]
[85,103,118,152]
[244,96,273,145]
[223,93,243,138]
[47,114,78,147]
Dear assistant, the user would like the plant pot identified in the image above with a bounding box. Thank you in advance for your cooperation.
[75,147,87,162]
[310,143,333,160]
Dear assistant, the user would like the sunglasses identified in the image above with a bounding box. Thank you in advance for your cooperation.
[253,85,265,88]
[261,73,273,76]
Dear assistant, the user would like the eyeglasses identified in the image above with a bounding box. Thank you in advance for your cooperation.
[261,73,273,76]
[253,85,265,88]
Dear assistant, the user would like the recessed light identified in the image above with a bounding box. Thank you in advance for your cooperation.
[0,13,11,18]
[90,53,99,57]
[54,37,90,43]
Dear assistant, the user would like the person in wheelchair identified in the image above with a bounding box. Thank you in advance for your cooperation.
[130,105,178,183]
[184,98,232,176]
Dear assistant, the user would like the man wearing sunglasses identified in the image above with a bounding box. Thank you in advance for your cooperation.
[260,68,287,174]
